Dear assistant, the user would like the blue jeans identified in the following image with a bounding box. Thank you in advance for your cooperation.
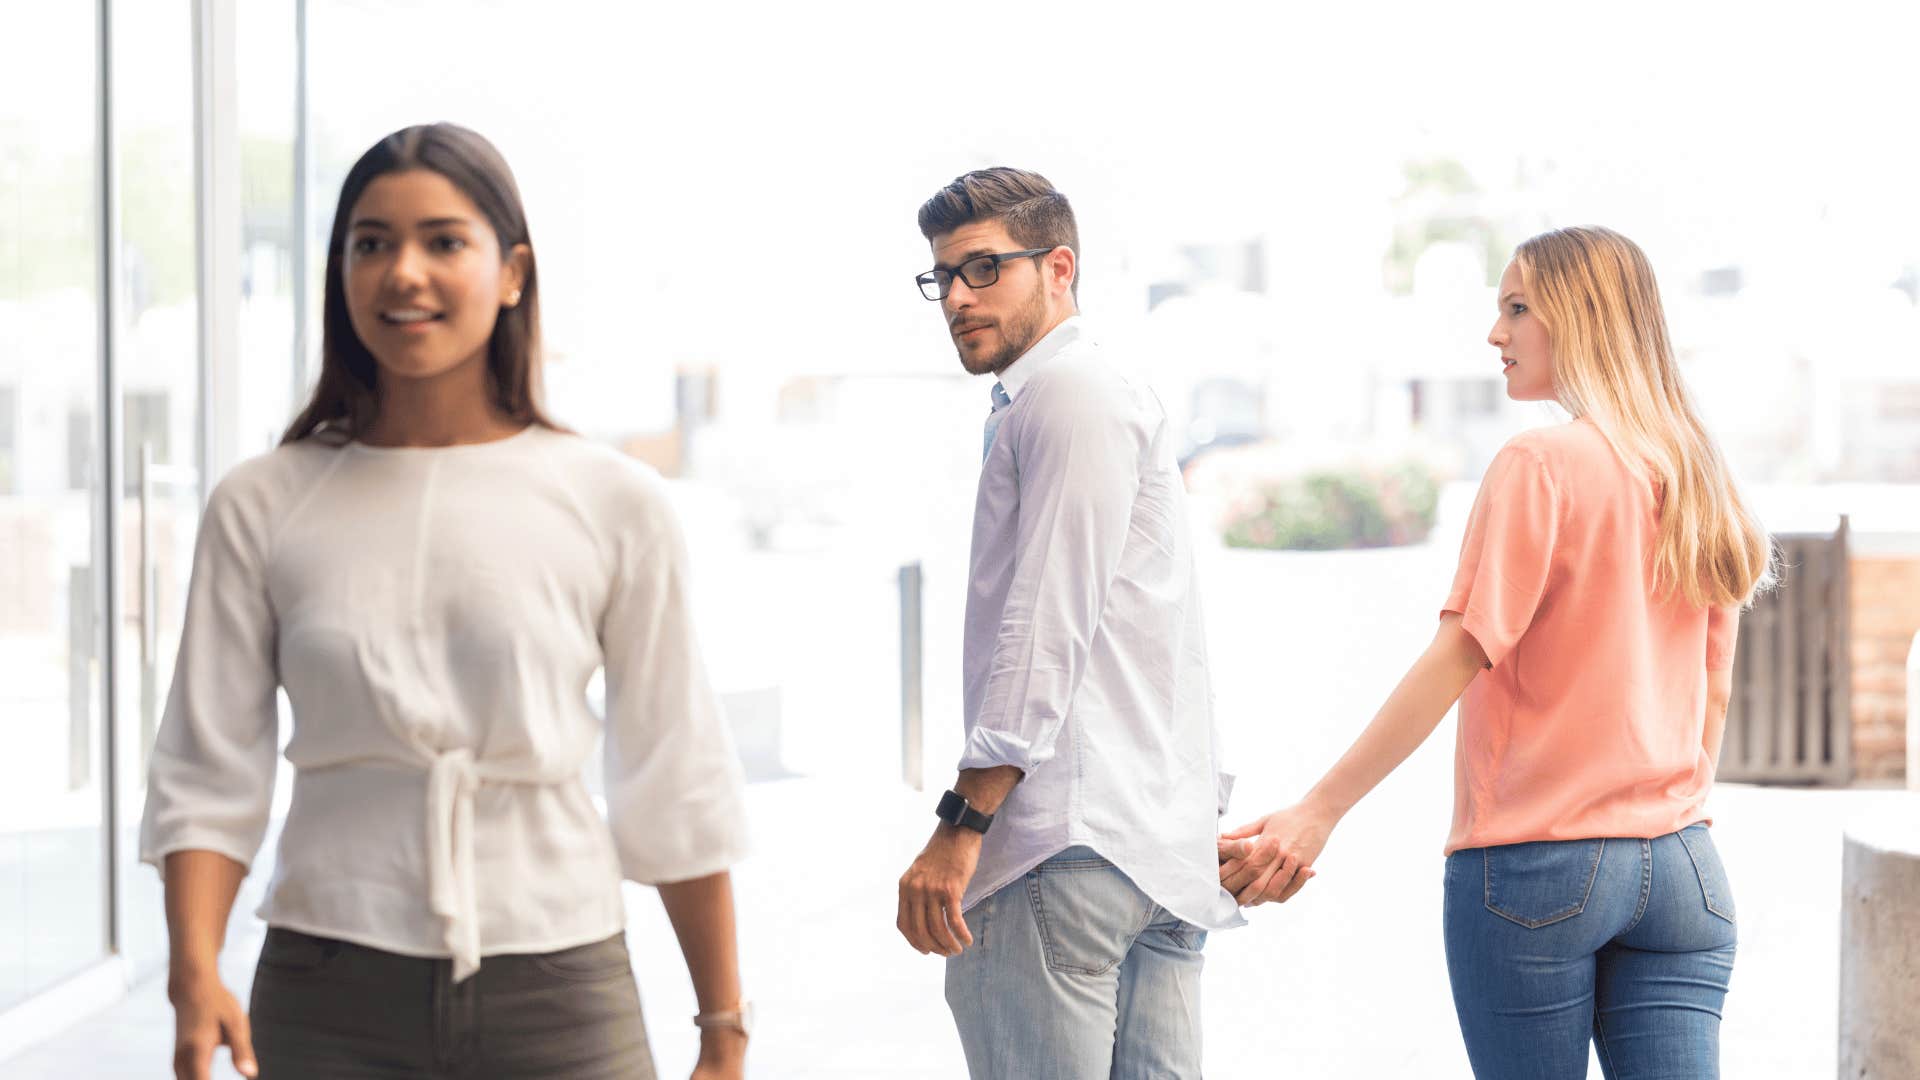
[945,847,1208,1079]
[1443,824,1737,1079]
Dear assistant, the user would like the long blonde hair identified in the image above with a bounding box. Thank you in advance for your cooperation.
[1515,226,1773,609]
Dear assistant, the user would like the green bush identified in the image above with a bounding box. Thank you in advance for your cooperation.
[1221,462,1440,551]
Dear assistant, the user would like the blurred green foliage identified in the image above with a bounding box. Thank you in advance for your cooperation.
[1222,461,1440,551]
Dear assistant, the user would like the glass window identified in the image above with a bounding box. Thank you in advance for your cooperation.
[237,0,299,459]
[112,0,204,980]
[0,0,108,1011]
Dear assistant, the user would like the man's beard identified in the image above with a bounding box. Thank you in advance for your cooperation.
[953,283,1048,376]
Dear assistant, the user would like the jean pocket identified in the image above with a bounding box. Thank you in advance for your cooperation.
[529,935,634,982]
[1165,925,1208,952]
[256,929,341,975]
[960,892,992,952]
[1482,838,1605,929]
[1676,824,1736,924]
[1026,860,1147,976]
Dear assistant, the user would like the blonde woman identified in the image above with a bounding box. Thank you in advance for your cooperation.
[1219,226,1772,1078]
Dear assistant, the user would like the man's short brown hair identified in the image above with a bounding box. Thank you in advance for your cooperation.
[918,167,1080,298]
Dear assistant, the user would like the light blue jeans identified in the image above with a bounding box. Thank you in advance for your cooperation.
[945,846,1208,1079]
[1443,824,1737,1079]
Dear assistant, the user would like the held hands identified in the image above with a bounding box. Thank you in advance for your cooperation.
[1217,802,1336,907]
[896,826,982,957]
[168,972,256,1080]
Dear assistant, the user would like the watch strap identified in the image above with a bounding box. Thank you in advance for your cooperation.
[936,789,994,833]
[694,1001,753,1037]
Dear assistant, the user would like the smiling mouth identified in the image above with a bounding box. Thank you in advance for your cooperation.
[380,309,444,326]
[1502,358,1518,370]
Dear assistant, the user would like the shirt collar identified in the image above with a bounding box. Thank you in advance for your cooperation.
[996,316,1085,402]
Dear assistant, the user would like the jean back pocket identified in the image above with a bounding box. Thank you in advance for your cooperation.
[1482,838,1605,929]
[1676,824,1736,924]
[1025,855,1150,976]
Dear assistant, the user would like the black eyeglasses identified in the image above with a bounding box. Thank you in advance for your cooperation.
[916,248,1053,301]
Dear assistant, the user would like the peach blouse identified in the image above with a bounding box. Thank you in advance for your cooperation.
[1441,419,1737,854]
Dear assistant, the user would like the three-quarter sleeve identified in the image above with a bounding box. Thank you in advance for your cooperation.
[1706,604,1739,671]
[139,475,282,874]
[1442,443,1562,670]
[960,366,1147,775]
[600,478,749,885]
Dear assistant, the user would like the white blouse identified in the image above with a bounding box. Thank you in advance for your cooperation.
[139,425,749,981]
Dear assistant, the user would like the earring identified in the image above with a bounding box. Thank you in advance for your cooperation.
[506,290,522,306]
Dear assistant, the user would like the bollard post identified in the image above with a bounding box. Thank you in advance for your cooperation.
[68,565,93,790]
[899,562,923,791]
[1839,816,1920,1075]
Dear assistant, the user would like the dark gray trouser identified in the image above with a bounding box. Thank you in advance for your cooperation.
[249,928,657,1079]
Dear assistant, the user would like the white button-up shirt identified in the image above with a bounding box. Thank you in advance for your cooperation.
[139,426,749,981]
[959,317,1243,931]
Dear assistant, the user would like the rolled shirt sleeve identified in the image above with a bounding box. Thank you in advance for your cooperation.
[139,474,282,875]
[1442,442,1562,670]
[960,366,1147,774]
[600,473,749,885]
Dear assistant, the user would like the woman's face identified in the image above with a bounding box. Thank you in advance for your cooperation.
[1488,260,1556,401]
[342,169,527,384]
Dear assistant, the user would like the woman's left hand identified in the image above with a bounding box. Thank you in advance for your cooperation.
[688,1026,746,1079]
[1217,802,1336,906]
[690,1054,744,1080]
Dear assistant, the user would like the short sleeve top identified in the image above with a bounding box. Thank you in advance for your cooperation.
[1442,419,1738,854]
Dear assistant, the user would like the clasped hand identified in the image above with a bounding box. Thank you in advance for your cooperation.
[1217,803,1333,907]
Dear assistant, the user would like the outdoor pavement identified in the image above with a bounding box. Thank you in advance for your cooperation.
[5,506,1914,1078]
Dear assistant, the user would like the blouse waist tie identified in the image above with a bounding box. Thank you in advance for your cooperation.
[425,747,566,983]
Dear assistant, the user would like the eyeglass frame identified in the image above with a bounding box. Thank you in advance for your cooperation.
[915,247,1056,301]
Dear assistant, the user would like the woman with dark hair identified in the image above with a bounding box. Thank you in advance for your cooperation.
[142,123,751,1080]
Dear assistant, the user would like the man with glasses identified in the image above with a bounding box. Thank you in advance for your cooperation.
[895,168,1244,1079]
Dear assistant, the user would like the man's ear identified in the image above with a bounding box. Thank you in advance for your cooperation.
[1045,246,1076,299]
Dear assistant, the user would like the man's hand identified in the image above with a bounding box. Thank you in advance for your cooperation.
[896,826,982,957]
[1218,802,1334,907]
[169,972,256,1080]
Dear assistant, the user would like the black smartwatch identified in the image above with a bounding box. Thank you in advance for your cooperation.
[935,790,994,834]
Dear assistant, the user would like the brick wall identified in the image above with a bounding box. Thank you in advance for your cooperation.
[1851,555,1920,782]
